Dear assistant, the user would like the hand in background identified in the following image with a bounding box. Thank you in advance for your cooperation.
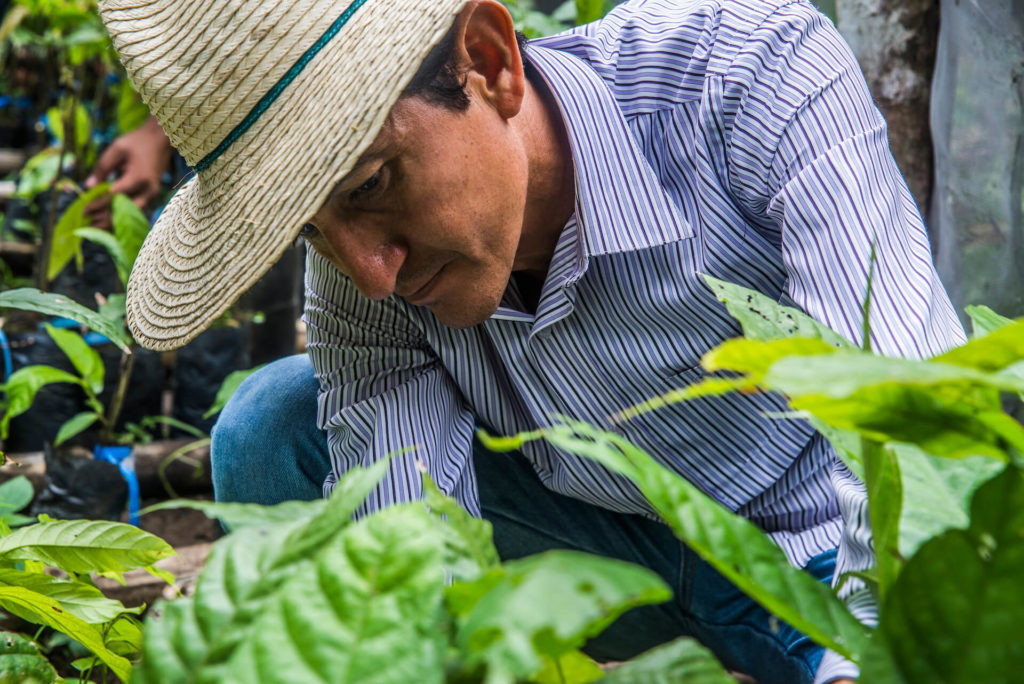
[85,115,172,229]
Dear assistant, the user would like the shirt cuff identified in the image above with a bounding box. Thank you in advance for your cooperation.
[814,650,859,683]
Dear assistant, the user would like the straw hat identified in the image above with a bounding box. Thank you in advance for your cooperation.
[99,0,467,350]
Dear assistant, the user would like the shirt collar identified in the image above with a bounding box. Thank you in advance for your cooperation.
[525,43,693,259]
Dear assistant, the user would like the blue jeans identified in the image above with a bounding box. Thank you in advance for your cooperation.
[212,355,834,684]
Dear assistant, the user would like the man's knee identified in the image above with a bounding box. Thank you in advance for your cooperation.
[211,354,327,503]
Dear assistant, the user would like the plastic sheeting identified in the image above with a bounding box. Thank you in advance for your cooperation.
[930,0,1024,321]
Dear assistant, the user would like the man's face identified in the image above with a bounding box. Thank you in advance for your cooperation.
[304,93,530,328]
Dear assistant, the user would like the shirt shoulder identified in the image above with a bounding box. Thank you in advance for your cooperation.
[530,0,816,113]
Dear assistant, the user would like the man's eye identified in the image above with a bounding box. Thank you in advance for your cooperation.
[298,223,320,239]
[348,170,381,201]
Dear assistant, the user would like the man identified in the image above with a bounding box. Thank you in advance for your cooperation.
[98,0,963,681]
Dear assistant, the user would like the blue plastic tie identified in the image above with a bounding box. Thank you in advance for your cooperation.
[0,328,12,382]
[44,318,112,346]
[94,445,140,526]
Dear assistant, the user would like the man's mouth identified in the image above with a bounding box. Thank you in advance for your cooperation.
[402,264,447,305]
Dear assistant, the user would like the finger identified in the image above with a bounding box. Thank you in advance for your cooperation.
[110,174,151,199]
[90,208,113,231]
[86,144,128,188]
[84,194,113,217]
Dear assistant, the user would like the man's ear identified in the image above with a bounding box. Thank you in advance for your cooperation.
[453,0,524,118]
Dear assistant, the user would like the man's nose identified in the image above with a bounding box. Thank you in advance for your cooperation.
[322,222,406,301]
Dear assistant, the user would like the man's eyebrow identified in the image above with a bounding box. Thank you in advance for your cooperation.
[326,140,392,199]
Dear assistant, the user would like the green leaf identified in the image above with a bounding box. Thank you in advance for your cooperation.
[98,293,127,324]
[0,586,132,682]
[14,150,61,199]
[701,275,854,348]
[0,568,138,624]
[190,505,446,684]
[534,650,603,684]
[111,194,150,284]
[932,318,1024,374]
[46,102,90,157]
[895,446,1002,559]
[876,466,1024,683]
[451,550,671,683]
[47,183,111,282]
[0,477,34,518]
[857,633,904,684]
[139,415,207,439]
[75,227,130,286]
[791,386,1021,461]
[0,631,59,684]
[422,473,499,582]
[116,80,151,134]
[601,637,733,684]
[614,376,754,424]
[54,412,101,446]
[764,353,1024,399]
[190,520,309,652]
[0,519,175,575]
[203,366,264,419]
[104,614,144,656]
[134,597,206,684]
[43,323,104,394]
[138,460,400,683]
[0,288,133,352]
[575,0,603,23]
[142,498,327,531]
[964,304,1013,338]
[481,422,871,663]
[269,455,395,569]
[862,440,902,601]
[0,365,83,439]
[702,337,839,381]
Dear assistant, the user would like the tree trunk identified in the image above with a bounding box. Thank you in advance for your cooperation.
[836,0,940,222]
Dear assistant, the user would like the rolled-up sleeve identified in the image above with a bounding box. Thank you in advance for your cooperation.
[303,249,480,518]
[721,3,965,681]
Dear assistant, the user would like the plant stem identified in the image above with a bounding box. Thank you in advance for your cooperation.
[101,346,136,443]
[34,68,79,291]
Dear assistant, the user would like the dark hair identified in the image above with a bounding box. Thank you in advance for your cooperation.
[402,25,530,110]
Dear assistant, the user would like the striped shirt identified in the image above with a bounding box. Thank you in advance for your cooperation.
[304,1,965,680]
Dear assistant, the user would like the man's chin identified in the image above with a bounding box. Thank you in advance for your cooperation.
[429,298,501,329]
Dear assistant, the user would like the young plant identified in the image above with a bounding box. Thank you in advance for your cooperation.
[135,460,730,684]
[0,512,175,682]
[0,193,148,447]
[481,276,1024,683]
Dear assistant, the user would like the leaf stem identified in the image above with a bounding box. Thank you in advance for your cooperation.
[101,346,136,444]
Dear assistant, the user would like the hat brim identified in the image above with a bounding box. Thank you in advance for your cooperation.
[126,0,467,350]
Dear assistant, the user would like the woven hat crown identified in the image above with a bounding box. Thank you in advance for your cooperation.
[102,1,364,166]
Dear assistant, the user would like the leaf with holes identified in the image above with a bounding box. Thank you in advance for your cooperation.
[0,631,59,684]
[702,275,854,347]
